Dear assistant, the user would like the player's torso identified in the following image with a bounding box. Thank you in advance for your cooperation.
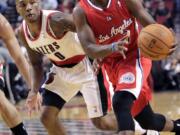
[80,0,139,58]
[23,10,85,65]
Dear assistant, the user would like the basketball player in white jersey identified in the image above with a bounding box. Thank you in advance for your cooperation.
[0,13,30,135]
[16,0,118,134]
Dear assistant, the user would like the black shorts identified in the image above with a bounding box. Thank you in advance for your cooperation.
[41,89,66,110]
[0,78,4,90]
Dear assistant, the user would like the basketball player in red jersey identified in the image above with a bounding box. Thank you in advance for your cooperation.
[73,0,179,135]
[0,13,30,135]
[15,0,121,134]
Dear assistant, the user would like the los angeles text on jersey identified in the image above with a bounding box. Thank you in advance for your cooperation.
[98,18,133,43]
[32,41,65,60]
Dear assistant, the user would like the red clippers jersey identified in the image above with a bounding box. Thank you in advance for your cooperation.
[79,0,139,59]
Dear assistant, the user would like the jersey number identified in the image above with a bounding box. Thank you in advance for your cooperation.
[54,52,65,60]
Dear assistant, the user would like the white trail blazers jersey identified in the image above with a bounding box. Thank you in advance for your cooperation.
[22,10,85,66]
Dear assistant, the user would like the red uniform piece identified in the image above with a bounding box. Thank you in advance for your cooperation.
[80,0,152,116]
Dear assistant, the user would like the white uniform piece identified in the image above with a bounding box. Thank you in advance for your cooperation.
[22,10,104,118]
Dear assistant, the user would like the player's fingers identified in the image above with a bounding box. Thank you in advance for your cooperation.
[96,68,100,75]
[170,44,177,49]
[93,60,98,67]
[93,65,98,74]
[118,45,128,52]
[28,108,32,118]
[38,92,42,103]
[169,28,176,37]
[35,95,42,111]
[123,46,128,52]
[169,28,178,45]
[120,51,126,59]
[97,58,103,63]
[95,62,100,68]
[122,36,130,44]
[171,40,178,48]
[37,103,41,112]
[25,100,31,109]
[94,65,99,75]
[35,102,39,113]
[38,98,42,111]
[168,46,177,55]
[40,95,42,104]
[117,40,128,46]
[93,60,101,74]
[27,103,34,115]
[121,30,130,44]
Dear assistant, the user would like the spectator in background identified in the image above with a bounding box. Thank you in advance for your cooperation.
[41,0,58,10]
[0,0,7,8]
[151,60,166,90]
[56,0,63,5]
[173,0,180,17]
[143,0,155,17]
[155,0,174,29]
[3,0,19,29]
[163,58,180,90]
[58,0,75,13]
[173,0,180,33]
[0,0,7,5]
[0,0,7,14]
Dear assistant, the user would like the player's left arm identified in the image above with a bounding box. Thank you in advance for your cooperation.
[49,11,76,34]
[0,14,31,86]
[125,0,156,27]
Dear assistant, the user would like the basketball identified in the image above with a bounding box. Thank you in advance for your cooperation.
[138,24,175,60]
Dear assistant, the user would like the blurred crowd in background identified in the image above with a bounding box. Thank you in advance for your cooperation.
[143,0,180,91]
[0,0,179,104]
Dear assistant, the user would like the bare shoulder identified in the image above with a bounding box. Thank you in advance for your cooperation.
[73,4,86,18]
[73,5,87,27]
[49,11,64,21]
[49,11,67,30]
[49,11,72,25]
[49,11,76,32]
[124,0,143,13]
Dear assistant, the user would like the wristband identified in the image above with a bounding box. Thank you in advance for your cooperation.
[111,42,117,52]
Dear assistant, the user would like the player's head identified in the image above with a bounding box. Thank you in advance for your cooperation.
[16,0,41,23]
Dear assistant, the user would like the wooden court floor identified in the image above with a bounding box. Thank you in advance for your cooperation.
[0,91,180,135]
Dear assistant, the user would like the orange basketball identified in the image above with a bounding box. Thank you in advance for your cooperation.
[138,24,175,60]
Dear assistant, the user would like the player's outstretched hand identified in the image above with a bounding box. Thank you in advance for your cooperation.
[111,40,128,59]
[26,91,42,117]
[111,30,130,59]
[168,28,178,55]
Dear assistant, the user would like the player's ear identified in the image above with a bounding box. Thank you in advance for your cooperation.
[15,0,20,13]
[37,0,41,9]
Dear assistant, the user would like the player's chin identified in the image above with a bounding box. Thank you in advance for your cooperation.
[26,16,38,23]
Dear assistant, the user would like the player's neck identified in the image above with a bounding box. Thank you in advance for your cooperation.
[26,13,42,37]
[90,0,109,8]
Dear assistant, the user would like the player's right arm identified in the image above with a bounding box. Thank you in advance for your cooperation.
[0,14,31,86]
[17,25,43,112]
[125,0,156,27]
[17,25,44,94]
[17,25,43,113]
[73,6,128,59]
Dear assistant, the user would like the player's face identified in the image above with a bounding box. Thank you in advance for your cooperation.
[16,0,41,23]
